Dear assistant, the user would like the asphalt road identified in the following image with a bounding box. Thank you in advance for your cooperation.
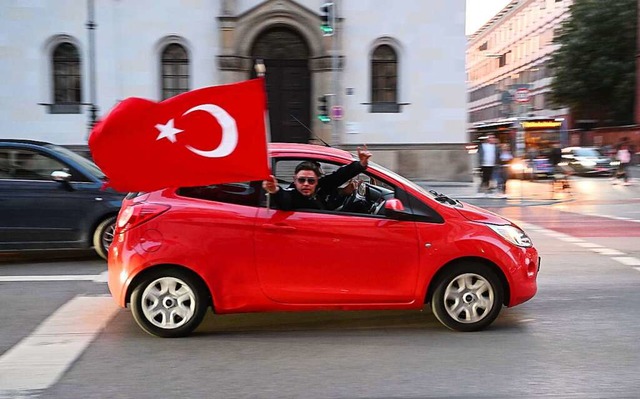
[1,175,639,398]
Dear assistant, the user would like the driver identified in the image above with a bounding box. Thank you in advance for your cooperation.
[262,146,372,211]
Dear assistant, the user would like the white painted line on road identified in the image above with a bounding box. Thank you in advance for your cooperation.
[93,271,109,283]
[0,296,119,392]
[591,248,625,256]
[612,257,640,266]
[575,242,604,248]
[0,274,104,282]
[557,236,585,243]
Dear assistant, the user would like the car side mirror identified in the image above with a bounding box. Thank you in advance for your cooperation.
[51,170,71,182]
[384,198,405,212]
[384,199,409,219]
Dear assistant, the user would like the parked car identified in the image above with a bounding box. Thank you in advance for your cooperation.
[108,143,540,338]
[0,139,124,259]
[561,146,618,176]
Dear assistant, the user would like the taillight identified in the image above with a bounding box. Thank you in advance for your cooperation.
[116,203,171,232]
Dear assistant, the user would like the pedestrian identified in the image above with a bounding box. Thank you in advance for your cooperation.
[495,143,513,198]
[477,135,499,196]
[613,143,632,185]
[262,146,372,210]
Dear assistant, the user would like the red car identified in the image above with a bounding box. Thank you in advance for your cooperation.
[108,143,539,337]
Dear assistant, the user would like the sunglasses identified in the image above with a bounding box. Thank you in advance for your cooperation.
[296,177,318,184]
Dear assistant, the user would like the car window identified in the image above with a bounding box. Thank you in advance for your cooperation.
[46,144,106,179]
[0,150,11,179]
[0,149,66,181]
[177,181,261,207]
[271,157,400,217]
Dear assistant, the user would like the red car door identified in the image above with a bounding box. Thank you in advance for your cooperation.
[254,208,421,304]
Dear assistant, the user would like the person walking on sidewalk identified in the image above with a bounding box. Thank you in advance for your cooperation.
[477,135,499,195]
[613,143,632,185]
[495,143,513,198]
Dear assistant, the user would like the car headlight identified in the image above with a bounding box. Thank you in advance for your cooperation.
[510,162,525,171]
[488,224,533,247]
[610,160,620,166]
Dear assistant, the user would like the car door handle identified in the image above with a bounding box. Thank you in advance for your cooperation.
[261,224,296,232]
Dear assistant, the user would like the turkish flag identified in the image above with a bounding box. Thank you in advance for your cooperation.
[89,78,271,192]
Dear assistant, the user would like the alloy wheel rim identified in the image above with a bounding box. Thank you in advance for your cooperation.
[102,223,115,251]
[443,273,494,324]
[141,277,196,329]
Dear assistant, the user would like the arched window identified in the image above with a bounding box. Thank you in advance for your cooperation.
[371,44,399,113]
[161,44,189,100]
[52,42,82,113]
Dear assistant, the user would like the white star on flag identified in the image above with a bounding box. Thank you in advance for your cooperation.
[155,119,184,143]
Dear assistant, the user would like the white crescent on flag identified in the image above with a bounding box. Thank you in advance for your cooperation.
[182,104,239,158]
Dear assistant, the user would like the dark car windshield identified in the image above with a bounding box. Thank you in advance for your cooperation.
[45,144,106,179]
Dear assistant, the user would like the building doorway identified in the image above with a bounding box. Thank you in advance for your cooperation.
[251,27,311,143]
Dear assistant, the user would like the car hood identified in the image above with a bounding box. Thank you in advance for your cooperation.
[455,203,510,225]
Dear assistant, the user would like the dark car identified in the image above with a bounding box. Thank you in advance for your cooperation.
[561,146,617,176]
[0,140,124,259]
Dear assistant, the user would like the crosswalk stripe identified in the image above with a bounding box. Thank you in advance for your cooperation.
[0,274,104,282]
[0,296,119,392]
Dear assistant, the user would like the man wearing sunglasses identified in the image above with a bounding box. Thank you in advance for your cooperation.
[262,146,372,211]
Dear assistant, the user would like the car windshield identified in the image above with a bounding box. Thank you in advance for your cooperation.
[573,148,602,157]
[368,161,438,200]
[44,144,106,179]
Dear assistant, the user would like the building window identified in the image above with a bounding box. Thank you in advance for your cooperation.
[371,44,399,113]
[161,43,189,100]
[499,53,507,68]
[51,42,82,114]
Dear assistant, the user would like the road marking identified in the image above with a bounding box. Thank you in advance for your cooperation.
[591,248,625,256]
[0,296,119,393]
[515,219,640,272]
[575,242,604,248]
[612,257,640,266]
[0,274,105,283]
[557,236,584,243]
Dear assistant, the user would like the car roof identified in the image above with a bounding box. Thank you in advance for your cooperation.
[267,143,354,161]
[0,139,52,146]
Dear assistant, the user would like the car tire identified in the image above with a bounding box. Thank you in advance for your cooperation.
[431,263,504,332]
[131,269,209,338]
[93,216,116,260]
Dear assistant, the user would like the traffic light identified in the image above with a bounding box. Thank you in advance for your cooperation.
[320,2,334,36]
[317,95,330,123]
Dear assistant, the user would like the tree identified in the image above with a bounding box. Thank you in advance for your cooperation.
[549,0,637,126]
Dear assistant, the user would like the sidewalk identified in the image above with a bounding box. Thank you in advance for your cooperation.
[414,165,639,207]
[413,177,572,208]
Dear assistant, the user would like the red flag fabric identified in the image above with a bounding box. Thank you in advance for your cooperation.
[89,78,270,192]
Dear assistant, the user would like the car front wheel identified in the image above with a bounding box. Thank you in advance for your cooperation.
[131,269,209,338]
[93,216,116,260]
[431,263,503,332]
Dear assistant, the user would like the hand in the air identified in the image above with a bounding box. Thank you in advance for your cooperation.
[262,175,279,194]
[357,145,372,168]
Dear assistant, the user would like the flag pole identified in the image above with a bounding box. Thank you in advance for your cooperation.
[255,60,271,209]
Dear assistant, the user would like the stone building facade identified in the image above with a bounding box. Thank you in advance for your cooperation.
[0,0,470,181]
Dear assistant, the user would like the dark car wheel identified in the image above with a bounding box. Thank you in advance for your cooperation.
[431,263,504,332]
[93,216,116,260]
[131,269,209,338]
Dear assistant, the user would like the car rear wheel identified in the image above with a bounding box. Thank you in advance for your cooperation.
[131,269,209,338]
[93,216,116,260]
[431,263,503,332]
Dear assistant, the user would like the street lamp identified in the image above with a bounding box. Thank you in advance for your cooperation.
[86,0,99,135]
